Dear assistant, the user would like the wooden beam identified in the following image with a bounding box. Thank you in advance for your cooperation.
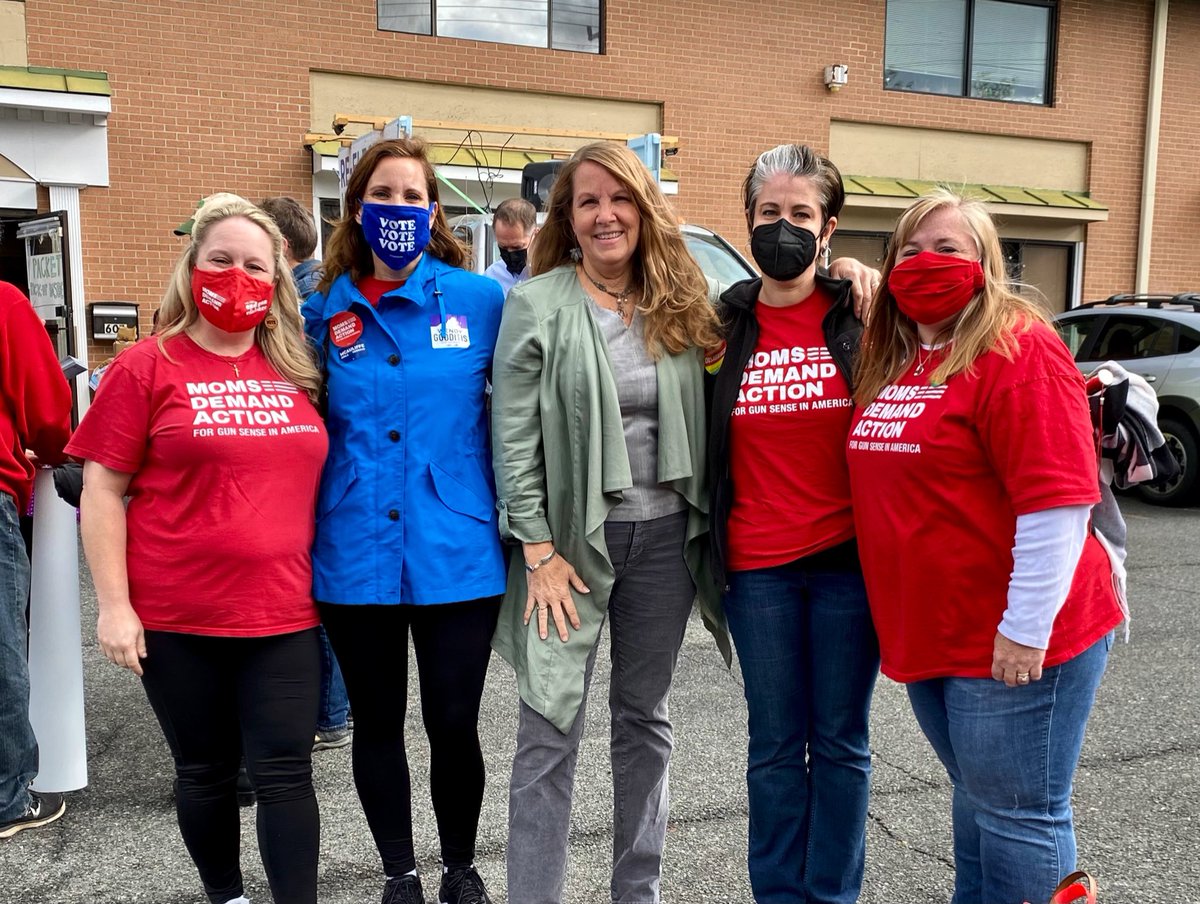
[330,113,678,147]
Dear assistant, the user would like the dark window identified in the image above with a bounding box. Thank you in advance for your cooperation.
[318,198,341,258]
[1179,325,1200,355]
[1058,315,1099,360]
[378,0,602,53]
[884,0,1055,105]
[1094,316,1176,361]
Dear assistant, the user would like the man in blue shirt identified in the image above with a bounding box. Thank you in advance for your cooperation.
[482,198,535,297]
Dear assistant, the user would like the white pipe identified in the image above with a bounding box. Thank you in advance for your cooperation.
[1136,0,1169,294]
[29,470,88,793]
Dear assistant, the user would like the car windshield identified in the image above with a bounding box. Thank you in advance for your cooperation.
[684,232,754,284]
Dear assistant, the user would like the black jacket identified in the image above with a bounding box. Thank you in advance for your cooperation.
[707,272,863,588]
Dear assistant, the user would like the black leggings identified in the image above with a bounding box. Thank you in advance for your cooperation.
[319,597,500,875]
[140,628,320,904]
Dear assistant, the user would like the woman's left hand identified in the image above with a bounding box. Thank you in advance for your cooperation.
[828,257,882,322]
[991,632,1047,687]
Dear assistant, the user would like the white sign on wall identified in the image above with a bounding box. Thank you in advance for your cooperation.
[27,251,65,315]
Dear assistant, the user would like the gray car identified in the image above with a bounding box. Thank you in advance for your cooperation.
[449,214,756,285]
[1055,293,1200,505]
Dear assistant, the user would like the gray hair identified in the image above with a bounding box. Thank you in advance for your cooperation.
[742,144,845,229]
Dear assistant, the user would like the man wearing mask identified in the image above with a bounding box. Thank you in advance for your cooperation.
[0,280,72,839]
[483,198,535,297]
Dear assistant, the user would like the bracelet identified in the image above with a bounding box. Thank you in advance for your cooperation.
[525,548,557,573]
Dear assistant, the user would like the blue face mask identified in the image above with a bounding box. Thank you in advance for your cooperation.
[360,202,433,271]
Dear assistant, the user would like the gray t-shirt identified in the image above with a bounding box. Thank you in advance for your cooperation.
[589,297,688,522]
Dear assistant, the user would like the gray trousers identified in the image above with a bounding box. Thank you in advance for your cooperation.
[507,511,693,904]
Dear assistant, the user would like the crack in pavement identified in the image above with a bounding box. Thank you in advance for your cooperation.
[867,810,955,871]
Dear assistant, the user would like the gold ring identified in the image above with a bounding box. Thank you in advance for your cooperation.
[1017,672,1030,682]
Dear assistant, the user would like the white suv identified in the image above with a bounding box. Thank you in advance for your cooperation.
[449,214,756,286]
[1055,294,1200,505]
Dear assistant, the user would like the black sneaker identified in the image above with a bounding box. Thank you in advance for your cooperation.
[0,791,66,839]
[438,866,492,904]
[382,873,425,904]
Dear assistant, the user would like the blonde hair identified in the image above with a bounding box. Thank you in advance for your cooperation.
[156,193,322,401]
[531,142,720,357]
[854,188,1050,404]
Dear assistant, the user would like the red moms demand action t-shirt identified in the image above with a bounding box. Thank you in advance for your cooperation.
[727,285,856,570]
[846,322,1122,682]
[66,335,328,637]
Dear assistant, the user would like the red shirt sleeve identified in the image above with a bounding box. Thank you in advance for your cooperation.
[976,323,1100,516]
[65,345,154,473]
[1,283,72,464]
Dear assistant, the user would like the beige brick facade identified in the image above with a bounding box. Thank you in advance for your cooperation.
[8,0,1198,362]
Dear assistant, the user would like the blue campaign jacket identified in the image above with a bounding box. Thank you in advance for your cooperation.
[302,255,507,605]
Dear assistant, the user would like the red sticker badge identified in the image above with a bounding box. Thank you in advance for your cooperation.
[329,311,363,348]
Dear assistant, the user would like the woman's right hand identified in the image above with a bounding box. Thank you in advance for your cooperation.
[98,604,147,677]
[523,543,589,642]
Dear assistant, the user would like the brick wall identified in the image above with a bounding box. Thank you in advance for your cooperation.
[21,0,1195,362]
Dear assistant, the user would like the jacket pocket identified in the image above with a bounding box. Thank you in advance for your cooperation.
[316,459,357,520]
[429,460,494,522]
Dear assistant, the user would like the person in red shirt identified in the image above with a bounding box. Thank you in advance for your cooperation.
[848,189,1123,904]
[0,280,72,840]
[708,144,881,904]
[67,194,328,904]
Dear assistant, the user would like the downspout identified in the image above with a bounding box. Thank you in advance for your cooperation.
[1136,0,1169,293]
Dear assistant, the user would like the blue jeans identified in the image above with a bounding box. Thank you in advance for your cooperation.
[906,633,1112,904]
[724,565,879,904]
[0,492,36,821]
[316,624,349,732]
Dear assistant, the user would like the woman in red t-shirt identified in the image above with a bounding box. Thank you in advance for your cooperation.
[848,189,1123,904]
[708,144,881,903]
[67,194,328,904]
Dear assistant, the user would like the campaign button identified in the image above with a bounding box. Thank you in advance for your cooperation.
[329,311,363,348]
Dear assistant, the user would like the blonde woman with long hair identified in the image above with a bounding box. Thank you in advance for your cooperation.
[69,193,328,904]
[847,189,1122,904]
[491,141,726,903]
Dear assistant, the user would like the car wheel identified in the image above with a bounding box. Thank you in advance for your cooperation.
[1136,416,1199,506]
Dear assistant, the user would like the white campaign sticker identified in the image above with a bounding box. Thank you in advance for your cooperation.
[430,314,470,349]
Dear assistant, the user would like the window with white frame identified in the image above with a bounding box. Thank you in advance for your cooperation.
[884,0,1056,105]
[378,0,602,53]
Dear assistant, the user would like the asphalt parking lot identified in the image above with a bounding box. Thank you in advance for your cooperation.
[2,495,1197,904]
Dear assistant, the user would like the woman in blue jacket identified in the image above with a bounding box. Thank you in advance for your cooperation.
[302,138,505,904]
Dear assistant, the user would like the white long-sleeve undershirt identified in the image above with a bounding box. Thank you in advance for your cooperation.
[998,504,1092,649]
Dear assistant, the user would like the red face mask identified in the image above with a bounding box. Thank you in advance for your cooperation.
[887,251,985,325]
[191,266,274,333]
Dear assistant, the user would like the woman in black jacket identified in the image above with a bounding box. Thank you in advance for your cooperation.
[708,144,879,904]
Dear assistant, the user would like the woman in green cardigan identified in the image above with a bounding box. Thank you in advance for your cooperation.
[490,141,728,904]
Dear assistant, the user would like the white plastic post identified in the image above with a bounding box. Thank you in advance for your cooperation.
[28,470,88,792]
